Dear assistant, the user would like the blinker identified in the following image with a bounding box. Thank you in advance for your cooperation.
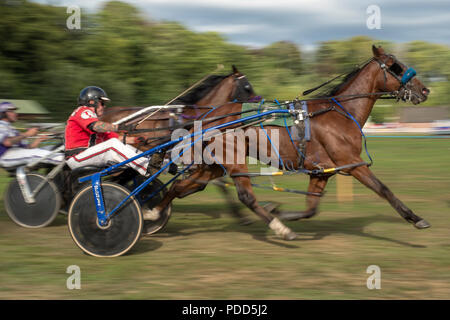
[401,68,416,84]
[389,63,403,75]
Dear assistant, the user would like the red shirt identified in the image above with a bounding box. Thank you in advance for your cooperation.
[65,106,118,151]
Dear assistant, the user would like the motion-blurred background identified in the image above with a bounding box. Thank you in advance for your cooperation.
[0,0,449,128]
[0,0,449,300]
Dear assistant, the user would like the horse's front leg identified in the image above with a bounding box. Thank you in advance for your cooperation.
[276,175,329,221]
[350,165,430,229]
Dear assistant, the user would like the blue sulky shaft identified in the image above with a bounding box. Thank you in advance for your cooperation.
[79,108,293,225]
[80,108,292,183]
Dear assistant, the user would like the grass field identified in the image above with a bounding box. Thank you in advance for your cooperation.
[0,138,449,299]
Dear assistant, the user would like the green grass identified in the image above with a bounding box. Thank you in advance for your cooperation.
[0,138,449,299]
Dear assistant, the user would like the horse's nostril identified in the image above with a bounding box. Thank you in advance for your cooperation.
[423,88,430,95]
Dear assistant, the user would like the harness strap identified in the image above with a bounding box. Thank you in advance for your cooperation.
[308,106,335,117]
[331,98,373,166]
[283,102,306,168]
[300,100,311,142]
[260,99,284,169]
[230,160,369,178]
[127,108,263,135]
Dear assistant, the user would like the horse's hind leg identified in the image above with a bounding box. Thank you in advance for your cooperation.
[276,175,329,221]
[232,175,297,240]
[152,165,249,223]
[174,169,251,224]
[214,178,253,225]
[153,165,223,213]
[350,165,430,229]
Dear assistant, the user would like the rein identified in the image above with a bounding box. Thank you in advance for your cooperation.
[135,65,226,125]
[303,56,417,102]
[302,57,374,96]
[116,55,417,177]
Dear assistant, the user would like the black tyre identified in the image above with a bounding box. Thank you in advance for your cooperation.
[124,177,172,235]
[68,182,142,257]
[4,173,61,228]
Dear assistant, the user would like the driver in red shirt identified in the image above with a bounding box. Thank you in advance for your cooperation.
[64,86,150,176]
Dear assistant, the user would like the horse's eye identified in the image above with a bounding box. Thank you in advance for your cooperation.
[244,84,251,91]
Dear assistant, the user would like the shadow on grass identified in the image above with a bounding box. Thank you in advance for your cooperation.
[47,214,67,227]
[289,214,427,248]
[127,238,163,256]
[174,203,239,219]
[161,204,427,249]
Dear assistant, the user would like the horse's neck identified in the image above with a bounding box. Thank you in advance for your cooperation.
[198,78,234,107]
[182,78,234,118]
[101,107,136,122]
[337,62,379,126]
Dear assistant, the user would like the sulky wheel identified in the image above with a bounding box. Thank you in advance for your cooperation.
[123,176,172,235]
[68,182,143,257]
[4,173,61,228]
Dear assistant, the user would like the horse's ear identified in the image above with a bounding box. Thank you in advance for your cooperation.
[232,65,239,74]
[372,45,384,57]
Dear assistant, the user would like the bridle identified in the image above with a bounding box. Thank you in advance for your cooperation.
[302,54,420,103]
[230,74,257,103]
[373,54,418,102]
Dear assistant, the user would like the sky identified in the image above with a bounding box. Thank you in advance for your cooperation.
[34,0,450,50]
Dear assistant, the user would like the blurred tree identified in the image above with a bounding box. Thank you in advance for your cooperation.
[0,0,448,122]
[259,41,302,75]
[315,36,393,76]
[404,41,450,79]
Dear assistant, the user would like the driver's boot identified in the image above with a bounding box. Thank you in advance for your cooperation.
[146,151,165,176]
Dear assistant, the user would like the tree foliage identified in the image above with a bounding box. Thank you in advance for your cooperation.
[0,1,448,121]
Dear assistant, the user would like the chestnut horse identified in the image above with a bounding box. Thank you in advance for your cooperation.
[151,45,431,240]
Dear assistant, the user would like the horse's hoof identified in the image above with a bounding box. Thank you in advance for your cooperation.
[284,231,297,241]
[415,219,431,229]
[142,208,161,221]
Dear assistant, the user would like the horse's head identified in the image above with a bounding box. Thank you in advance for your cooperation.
[372,45,430,105]
[174,66,257,106]
[229,65,258,102]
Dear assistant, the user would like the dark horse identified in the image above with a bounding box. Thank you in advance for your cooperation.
[151,45,431,240]
[100,66,256,151]
[99,66,257,227]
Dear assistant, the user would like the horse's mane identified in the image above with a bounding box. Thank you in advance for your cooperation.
[102,73,232,117]
[171,73,232,105]
[312,67,363,98]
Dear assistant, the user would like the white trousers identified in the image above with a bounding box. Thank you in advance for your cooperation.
[0,147,64,168]
[66,138,148,176]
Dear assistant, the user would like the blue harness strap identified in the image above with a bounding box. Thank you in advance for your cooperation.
[259,99,284,169]
[199,106,216,120]
[284,102,306,161]
[331,98,373,165]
